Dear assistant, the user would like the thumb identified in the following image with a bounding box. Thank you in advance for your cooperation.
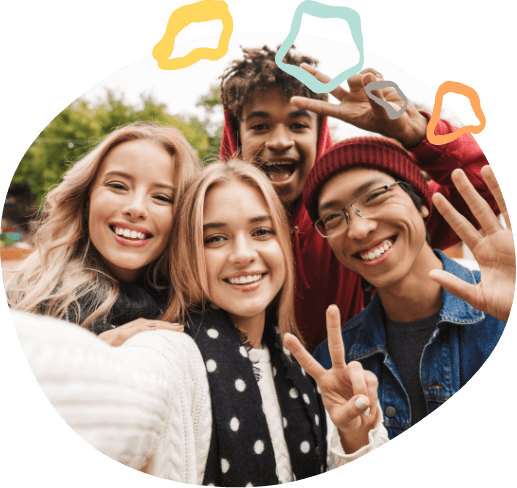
[429,269,478,306]
[337,395,371,430]
[363,73,390,120]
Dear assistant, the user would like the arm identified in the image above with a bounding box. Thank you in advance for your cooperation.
[12,310,209,482]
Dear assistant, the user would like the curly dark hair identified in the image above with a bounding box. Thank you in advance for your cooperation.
[220,45,328,121]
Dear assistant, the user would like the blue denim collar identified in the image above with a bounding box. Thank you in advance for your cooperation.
[347,250,485,361]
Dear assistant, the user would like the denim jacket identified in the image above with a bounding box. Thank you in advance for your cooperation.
[313,251,506,439]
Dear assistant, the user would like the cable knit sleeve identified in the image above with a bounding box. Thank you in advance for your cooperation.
[11,310,212,484]
[326,403,388,468]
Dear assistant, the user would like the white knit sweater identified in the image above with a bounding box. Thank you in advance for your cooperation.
[13,310,388,484]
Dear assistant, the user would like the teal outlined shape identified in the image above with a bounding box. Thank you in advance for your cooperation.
[364,81,408,120]
[275,1,364,94]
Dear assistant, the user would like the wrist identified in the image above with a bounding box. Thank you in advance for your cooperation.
[399,112,428,149]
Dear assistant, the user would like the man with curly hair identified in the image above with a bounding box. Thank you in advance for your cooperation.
[219,45,495,352]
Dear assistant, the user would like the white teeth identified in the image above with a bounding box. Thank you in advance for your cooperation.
[113,227,149,240]
[359,239,394,261]
[228,274,263,285]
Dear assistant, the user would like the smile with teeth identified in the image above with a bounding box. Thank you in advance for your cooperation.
[226,274,264,285]
[357,238,394,262]
[111,226,151,241]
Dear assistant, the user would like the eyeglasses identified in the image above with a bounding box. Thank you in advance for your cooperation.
[314,181,404,238]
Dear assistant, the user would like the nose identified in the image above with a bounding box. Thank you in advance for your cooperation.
[228,234,258,265]
[265,125,294,152]
[346,212,377,240]
[122,192,149,220]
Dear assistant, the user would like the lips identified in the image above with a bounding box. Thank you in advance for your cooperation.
[110,223,153,241]
[354,237,396,262]
[223,272,267,286]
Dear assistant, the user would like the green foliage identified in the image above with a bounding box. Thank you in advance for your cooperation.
[196,85,223,165]
[11,91,218,205]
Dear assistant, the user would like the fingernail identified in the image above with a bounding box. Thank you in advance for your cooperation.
[363,407,370,417]
[355,396,368,410]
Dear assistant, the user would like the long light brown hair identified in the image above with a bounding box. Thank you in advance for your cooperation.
[7,122,201,328]
[162,160,304,344]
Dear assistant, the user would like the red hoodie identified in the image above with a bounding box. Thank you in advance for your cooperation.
[220,112,495,352]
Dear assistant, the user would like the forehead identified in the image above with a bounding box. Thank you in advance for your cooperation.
[203,180,269,221]
[318,168,395,211]
[98,140,175,178]
[240,86,314,120]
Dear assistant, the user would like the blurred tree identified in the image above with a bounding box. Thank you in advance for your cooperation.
[196,85,223,165]
[10,91,213,205]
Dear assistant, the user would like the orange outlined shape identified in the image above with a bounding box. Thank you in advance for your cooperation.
[427,81,486,145]
[152,0,233,70]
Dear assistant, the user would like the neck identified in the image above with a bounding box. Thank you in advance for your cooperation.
[377,246,443,322]
[229,311,265,349]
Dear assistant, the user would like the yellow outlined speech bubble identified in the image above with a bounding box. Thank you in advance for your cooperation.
[152,0,233,70]
[427,81,486,145]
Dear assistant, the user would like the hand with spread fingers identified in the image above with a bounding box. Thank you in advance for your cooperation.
[284,304,380,454]
[430,166,515,322]
[290,65,428,148]
[99,318,184,347]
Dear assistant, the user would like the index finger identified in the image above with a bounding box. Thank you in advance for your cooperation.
[284,333,326,381]
[299,63,348,101]
[326,305,346,370]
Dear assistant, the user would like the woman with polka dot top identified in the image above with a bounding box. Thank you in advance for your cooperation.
[160,160,388,485]
[12,160,388,486]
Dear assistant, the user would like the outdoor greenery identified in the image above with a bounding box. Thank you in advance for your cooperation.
[11,88,223,206]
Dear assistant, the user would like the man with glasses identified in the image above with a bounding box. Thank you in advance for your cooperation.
[303,137,506,439]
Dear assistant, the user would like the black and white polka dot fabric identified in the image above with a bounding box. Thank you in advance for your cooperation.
[186,308,327,486]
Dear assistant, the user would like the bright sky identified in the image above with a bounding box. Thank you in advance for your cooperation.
[82,30,464,141]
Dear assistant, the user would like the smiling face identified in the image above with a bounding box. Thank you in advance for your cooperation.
[318,168,432,290]
[88,139,176,282]
[203,179,286,329]
[239,86,319,206]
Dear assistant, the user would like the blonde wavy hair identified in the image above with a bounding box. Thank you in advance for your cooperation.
[162,160,304,344]
[7,122,201,328]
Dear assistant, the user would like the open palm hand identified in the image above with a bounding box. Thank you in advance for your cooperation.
[430,166,515,322]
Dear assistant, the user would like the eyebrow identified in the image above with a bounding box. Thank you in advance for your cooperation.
[203,215,272,231]
[244,109,314,123]
[103,170,175,192]
[318,177,388,214]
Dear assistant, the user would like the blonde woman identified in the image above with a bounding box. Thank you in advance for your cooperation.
[7,122,200,335]
[12,160,387,485]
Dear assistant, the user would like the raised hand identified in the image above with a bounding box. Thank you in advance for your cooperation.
[430,166,515,322]
[290,65,428,148]
[284,304,379,454]
[99,318,184,346]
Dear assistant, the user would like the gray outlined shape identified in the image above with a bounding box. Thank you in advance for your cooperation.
[364,81,408,120]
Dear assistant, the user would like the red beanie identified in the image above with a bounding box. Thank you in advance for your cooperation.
[303,137,431,222]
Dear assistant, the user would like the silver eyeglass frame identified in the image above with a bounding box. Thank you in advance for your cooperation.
[313,181,404,238]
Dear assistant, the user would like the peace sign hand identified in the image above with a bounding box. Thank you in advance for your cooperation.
[284,305,380,454]
[290,65,428,148]
[430,166,515,322]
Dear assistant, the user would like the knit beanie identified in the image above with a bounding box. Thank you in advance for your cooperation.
[303,137,431,223]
